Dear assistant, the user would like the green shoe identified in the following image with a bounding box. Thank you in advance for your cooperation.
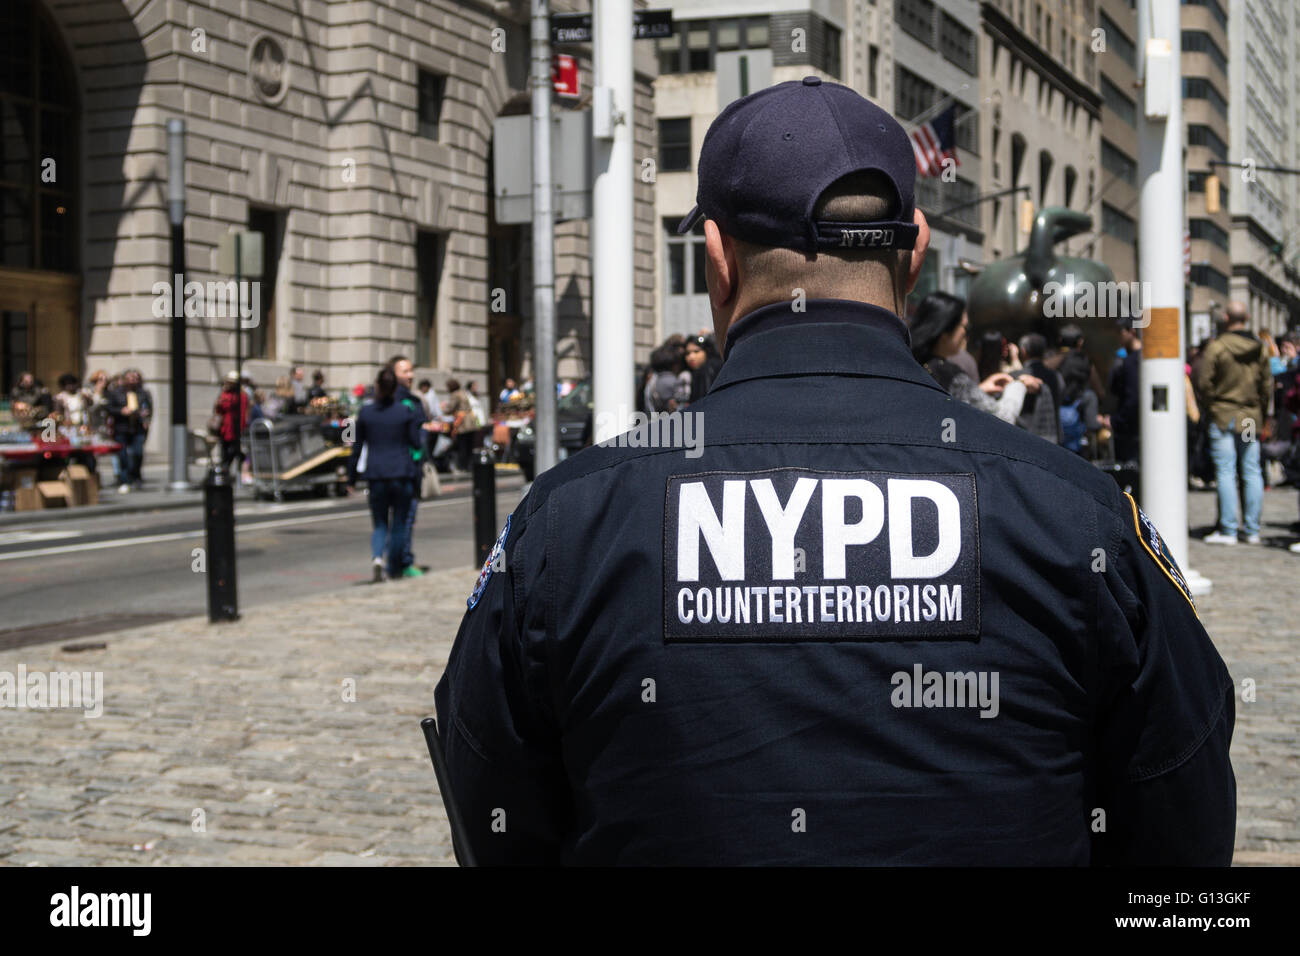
[401,566,425,578]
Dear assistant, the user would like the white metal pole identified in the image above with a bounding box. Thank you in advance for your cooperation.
[592,0,635,442]
[531,0,558,473]
[1137,0,1209,593]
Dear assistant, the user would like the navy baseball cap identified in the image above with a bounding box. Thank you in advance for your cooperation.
[677,76,919,253]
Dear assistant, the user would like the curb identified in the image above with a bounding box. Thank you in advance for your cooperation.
[0,472,526,527]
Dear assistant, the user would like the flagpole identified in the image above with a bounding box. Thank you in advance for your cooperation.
[902,83,971,131]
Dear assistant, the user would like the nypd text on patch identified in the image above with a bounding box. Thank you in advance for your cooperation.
[663,469,980,642]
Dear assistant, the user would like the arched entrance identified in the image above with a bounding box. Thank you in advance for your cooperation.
[0,0,79,395]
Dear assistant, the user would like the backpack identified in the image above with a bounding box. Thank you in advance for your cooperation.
[1059,399,1086,452]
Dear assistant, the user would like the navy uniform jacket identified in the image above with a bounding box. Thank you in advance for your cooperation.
[434,299,1236,866]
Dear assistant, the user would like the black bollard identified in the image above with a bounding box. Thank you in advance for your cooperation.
[204,465,239,621]
[472,448,496,567]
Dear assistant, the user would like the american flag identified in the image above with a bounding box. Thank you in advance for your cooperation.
[911,105,959,178]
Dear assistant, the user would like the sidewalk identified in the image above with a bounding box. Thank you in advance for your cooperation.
[0,460,522,526]
[0,487,1295,865]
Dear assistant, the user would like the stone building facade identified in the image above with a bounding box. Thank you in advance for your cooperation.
[5,0,656,455]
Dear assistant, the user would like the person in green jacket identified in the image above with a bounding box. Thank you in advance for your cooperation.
[1196,301,1273,544]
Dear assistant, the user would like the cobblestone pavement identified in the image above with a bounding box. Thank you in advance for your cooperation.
[0,566,481,866]
[1185,487,1300,866]
[0,487,1295,866]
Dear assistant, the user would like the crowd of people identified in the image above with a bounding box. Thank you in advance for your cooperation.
[908,291,1300,551]
[641,331,724,413]
[9,367,155,493]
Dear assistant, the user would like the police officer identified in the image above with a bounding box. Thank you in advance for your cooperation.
[434,78,1236,865]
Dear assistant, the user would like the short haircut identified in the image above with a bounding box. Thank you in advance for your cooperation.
[417,378,432,389]
[58,372,79,389]
[1058,324,1084,349]
[1018,333,1047,361]
[387,354,410,369]
[731,170,909,309]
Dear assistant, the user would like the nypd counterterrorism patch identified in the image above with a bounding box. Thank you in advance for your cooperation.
[663,468,981,642]
[1125,493,1196,614]
[467,514,511,611]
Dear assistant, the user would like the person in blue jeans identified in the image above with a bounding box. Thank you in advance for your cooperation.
[347,367,424,581]
[1207,419,1262,540]
[1195,302,1273,545]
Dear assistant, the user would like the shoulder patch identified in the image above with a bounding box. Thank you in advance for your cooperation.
[467,514,511,610]
[1125,493,1196,614]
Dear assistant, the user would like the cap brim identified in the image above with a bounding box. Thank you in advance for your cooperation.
[677,206,704,235]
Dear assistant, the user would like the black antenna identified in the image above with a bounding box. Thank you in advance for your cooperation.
[420,717,477,867]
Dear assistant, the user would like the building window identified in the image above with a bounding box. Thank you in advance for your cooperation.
[820,23,842,78]
[418,71,445,140]
[868,45,879,98]
[1181,30,1226,73]
[415,231,442,368]
[2,311,28,395]
[1183,77,1227,118]
[1190,263,1229,294]
[1101,203,1136,245]
[658,119,692,172]
[657,27,684,74]
[659,17,771,74]
[917,175,980,229]
[1064,165,1078,207]
[1189,217,1229,251]
[663,217,707,296]
[939,12,976,74]
[1101,139,1137,186]
[0,0,77,273]
[717,18,742,52]
[1039,150,1054,205]
[687,21,711,71]
[1182,0,1227,33]
[1101,75,1136,126]
[1100,12,1135,67]
[897,0,935,48]
[246,208,283,361]
[1188,124,1228,161]
[895,66,936,121]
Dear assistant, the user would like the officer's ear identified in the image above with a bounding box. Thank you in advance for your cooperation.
[902,208,931,297]
[703,219,738,311]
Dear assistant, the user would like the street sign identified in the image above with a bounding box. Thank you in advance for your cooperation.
[493,111,593,224]
[552,53,580,98]
[550,10,673,44]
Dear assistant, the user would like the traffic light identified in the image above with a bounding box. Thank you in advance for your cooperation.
[1205,174,1221,214]
[1019,199,1035,234]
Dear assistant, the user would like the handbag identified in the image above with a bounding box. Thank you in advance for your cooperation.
[420,459,441,500]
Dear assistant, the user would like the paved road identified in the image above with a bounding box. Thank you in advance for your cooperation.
[0,486,1294,865]
[0,479,525,648]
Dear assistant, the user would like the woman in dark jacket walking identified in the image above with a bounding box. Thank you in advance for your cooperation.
[347,367,424,582]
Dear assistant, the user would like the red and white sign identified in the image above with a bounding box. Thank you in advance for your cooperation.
[552,54,579,98]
